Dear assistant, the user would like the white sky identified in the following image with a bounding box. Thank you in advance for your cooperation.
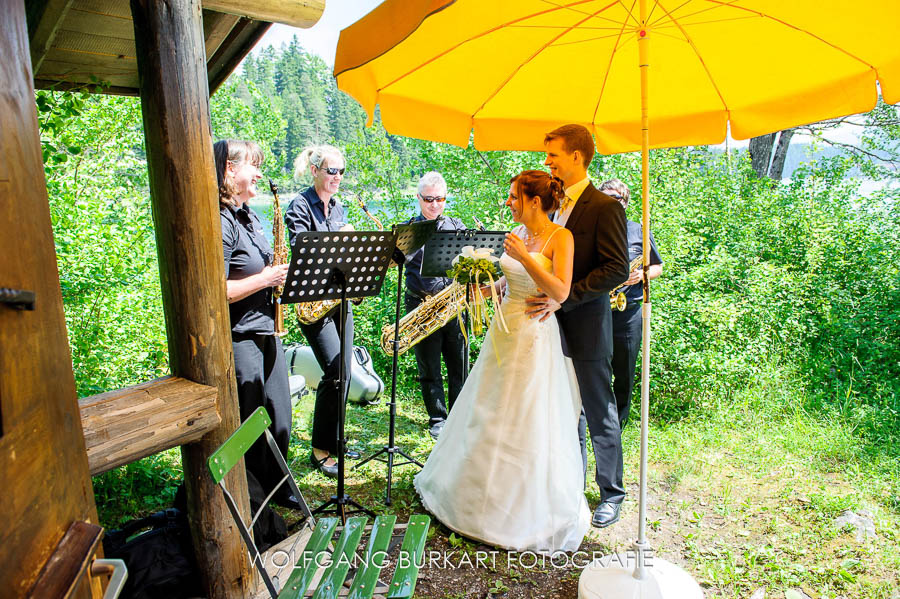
[254,0,385,66]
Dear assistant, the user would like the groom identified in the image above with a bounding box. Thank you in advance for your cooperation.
[525,124,629,528]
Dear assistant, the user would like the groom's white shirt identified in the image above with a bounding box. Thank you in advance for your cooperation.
[554,176,591,227]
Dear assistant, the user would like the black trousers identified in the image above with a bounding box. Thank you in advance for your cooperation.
[232,333,292,497]
[405,294,466,425]
[300,309,353,455]
[611,305,642,428]
[575,355,625,504]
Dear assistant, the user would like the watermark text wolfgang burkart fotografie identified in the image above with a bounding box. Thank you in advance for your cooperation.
[256,546,654,576]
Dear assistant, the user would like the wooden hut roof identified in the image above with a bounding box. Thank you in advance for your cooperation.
[27,0,324,95]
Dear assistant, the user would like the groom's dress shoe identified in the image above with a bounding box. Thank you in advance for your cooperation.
[592,501,621,528]
[429,421,446,440]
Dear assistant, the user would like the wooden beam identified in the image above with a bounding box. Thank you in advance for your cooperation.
[130,1,251,598]
[208,18,271,95]
[27,521,103,599]
[80,376,221,476]
[203,9,241,60]
[34,78,138,96]
[203,0,324,29]
[26,0,75,72]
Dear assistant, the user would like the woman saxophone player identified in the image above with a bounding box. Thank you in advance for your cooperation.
[215,139,301,510]
[284,144,354,478]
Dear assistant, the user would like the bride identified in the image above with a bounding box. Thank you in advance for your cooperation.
[414,170,590,554]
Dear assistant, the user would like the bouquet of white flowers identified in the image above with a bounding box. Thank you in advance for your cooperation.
[446,246,508,342]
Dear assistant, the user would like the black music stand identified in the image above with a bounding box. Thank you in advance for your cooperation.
[420,230,507,373]
[354,219,437,505]
[282,230,396,522]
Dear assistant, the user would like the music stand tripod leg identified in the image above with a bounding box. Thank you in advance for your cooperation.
[313,269,375,522]
[353,253,423,506]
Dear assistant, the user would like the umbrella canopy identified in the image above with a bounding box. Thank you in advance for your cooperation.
[335,0,900,153]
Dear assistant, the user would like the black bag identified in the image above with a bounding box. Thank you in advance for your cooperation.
[102,508,202,599]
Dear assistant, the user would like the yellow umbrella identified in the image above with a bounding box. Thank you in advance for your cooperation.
[336,0,899,152]
[335,1,900,594]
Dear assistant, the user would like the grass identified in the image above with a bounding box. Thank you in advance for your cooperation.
[93,371,900,598]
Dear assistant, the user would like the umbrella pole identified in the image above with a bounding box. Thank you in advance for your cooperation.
[634,0,652,581]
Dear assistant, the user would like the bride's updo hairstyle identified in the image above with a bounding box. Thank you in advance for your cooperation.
[510,170,566,213]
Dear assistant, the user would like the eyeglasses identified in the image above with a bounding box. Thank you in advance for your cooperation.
[317,165,345,176]
[605,192,624,200]
[420,195,446,203]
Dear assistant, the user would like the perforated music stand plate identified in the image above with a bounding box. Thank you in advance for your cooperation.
[420,230,507,277]
[392,220,437,267]
[283,231,396,304]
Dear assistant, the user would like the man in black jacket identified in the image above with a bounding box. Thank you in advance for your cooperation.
[526,124,629,528]
[402,171,467,439]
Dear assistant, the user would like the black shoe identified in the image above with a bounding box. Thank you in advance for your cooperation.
[592,501,621,528]
[272,493,305,511]
[345,447,361,459]
[429,421,446,440]
[310,452,338,478]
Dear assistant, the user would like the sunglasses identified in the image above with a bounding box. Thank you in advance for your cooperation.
[420,195,446,203]
[317,165,345,176]
[605,193,624,200]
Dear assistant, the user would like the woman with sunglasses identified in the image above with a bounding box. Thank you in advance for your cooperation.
[284,144,354,478]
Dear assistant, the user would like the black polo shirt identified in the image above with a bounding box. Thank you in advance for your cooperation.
[622,219,663,303]
[284,186,348,245]
[221,203,275,335]
[402,213,466,298]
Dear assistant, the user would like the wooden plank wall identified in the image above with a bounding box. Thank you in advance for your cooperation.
[31,0,244,93]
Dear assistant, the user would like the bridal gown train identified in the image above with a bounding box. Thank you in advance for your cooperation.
[414,247,591,554]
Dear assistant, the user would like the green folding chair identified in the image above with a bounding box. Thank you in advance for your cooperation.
[209,407,431,599]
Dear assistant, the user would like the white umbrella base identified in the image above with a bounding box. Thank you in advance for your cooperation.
[578,554,703,599]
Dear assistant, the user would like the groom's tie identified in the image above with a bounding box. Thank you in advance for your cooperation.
[555,195,574,224]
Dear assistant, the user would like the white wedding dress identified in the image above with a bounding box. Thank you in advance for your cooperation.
[414,243,591,554]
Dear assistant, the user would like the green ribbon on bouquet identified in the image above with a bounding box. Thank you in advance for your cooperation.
[447,246,509,364]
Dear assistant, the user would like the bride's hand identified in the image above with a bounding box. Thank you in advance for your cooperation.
[503,232,529,263]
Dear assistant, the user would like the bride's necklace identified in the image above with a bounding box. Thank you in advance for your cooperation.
[523,221,551,245]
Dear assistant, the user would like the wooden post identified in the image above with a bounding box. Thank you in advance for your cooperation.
[129,1,251,597]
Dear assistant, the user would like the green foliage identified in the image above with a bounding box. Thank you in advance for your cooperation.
[39,90,167,397]
[210,78,287,183]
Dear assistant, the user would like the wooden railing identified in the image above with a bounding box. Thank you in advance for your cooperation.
[79,376,220,476]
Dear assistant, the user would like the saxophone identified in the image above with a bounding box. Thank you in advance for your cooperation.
[380,281,469,356]
[293,193,382,326]
[609,256,644,311]
[269,179,288,336]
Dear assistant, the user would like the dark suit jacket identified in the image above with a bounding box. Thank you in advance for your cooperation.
[555,182,629,359]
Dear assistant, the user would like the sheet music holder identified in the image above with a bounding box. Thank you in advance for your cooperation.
[419,229,507,277]
[283,230,396,522]
[282,230,395,304]
[355,219,437,505]
[420,229,508,375]
[390,219,437,266]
